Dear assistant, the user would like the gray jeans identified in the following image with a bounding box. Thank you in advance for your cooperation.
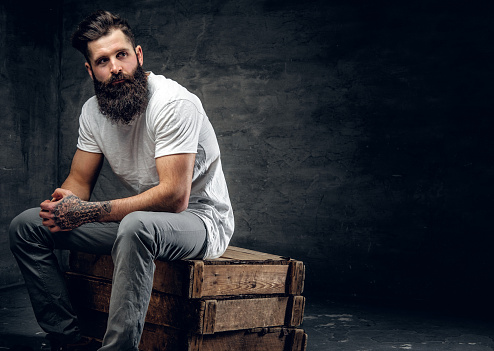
[9,207,207,350]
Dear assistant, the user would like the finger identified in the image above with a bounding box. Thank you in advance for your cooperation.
[40,200,55,211]
[50,195,63,203]
[41,216,55,227]
[39,210,53,220]
[52,188,70,200]
[48,225,62,233]
[49,224,72,233]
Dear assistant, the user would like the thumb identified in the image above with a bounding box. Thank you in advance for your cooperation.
[51,188,72,201]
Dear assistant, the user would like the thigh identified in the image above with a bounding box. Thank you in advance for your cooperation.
[118,210,207,261]
[11,207,118,255]
[53,220,119,255]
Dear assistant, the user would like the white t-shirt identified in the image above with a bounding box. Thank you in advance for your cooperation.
[76,72,234,259]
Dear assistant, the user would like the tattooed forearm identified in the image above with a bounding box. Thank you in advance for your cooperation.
[53,195,112,230]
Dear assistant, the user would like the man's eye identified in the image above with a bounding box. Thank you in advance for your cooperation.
[97,58,108,65]
[117,52,127,58]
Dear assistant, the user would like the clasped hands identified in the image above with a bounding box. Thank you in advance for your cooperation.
[39,188,87,233]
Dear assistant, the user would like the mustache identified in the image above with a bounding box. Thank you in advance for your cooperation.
[101,72,134,86]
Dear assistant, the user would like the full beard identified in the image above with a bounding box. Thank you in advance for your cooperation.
[93,63,149,125]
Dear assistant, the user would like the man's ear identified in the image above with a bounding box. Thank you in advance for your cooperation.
[85,62,94,80]
[135,45,143,66]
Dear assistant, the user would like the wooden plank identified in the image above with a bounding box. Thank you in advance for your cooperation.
[152,260,191,297]
[139,322,192,351]
[66,273,304,334]
[146,290,203,332]
[201,300,217,334]
[288,328,308,351]
[201,264,289,297]
[189,261,204,298]
[77,310,307,351]
[66,272,202,332]
[68,246,303,298]
[76,310,192,351]
[200,328,307,351]
[287,260,305,295]
[69,253,113,280]
[213,297,288,333]
[286,296,306,327]
[214,246,288,262]
[69,252,191,297]
[187,334,202,351]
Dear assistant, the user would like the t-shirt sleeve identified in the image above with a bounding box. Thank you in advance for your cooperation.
[76,109,102,153]
[152,99,203,158]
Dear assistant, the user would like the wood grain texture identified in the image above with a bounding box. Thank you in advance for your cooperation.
[213,296,288,332]
[66,272,304,334]
[77,310,307,351]
[68,246,305,298]
[201,264,289,296]
[286,296,306,327]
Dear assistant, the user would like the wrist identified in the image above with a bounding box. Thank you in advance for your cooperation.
[95,200,113,221]
[53,196,111,230]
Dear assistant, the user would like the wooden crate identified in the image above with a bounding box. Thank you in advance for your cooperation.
[68,246,305,298]
[66,246,307,350]
[77,309,307,351]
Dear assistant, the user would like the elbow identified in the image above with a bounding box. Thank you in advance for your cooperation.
[172,202,188,213]
[169,194,189,213]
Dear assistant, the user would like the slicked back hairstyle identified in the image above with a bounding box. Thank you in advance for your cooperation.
[71,10,136,62]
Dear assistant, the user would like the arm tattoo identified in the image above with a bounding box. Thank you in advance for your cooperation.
[53,195,112,230]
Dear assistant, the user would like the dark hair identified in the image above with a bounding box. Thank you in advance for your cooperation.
[71,10,136,62]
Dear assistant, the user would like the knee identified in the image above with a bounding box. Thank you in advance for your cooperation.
[114,212,157,256]
[9,208,43,252]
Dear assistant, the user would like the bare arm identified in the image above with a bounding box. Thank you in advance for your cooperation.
[40,153,195,232]
[102,153,195,220]
[61,149,104,200]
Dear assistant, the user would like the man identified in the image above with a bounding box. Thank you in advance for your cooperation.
[9,10,234,351]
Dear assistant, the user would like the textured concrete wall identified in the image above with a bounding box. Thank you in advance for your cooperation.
[0,2,61,287]
[2,0,493,311]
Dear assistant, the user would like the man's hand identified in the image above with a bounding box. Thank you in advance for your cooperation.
[39,188,112,232]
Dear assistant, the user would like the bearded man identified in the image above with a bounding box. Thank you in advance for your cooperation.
[9,10,234,351]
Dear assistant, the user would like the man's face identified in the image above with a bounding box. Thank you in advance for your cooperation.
[85,29,148,124]
[85,29,142,83]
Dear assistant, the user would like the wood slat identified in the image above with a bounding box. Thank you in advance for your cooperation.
[189,261,204,298]
[213,297,288,333]
[68,246,304,298]
[287,260,305,295]
[201,264,289,297]
[289,328,308,351]
[77,310,307,351]
[66,272,201,331]
[69,252,191,297]
[66,273,304,334]
[201,300,217,334]
[286,296,306,327]
[213,246,287,262]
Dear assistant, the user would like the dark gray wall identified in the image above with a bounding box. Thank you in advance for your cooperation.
[2,0,493,313]
[0,2,61,287]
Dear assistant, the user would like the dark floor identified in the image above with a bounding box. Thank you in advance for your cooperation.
[1,285,493,350]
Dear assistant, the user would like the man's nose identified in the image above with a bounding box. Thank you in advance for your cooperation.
[109,59,122,74]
